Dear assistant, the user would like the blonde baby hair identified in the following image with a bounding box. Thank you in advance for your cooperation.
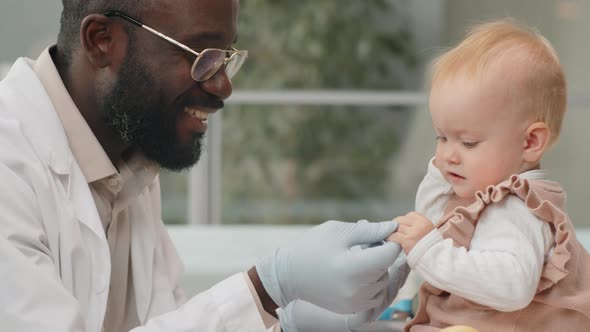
[431,19,567,144]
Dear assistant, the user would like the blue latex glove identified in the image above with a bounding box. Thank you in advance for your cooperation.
[256,220,399,314]
[279,300,369,332]
[279,247,410,332]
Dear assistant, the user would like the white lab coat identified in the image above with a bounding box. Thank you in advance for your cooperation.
[0,58,270,331]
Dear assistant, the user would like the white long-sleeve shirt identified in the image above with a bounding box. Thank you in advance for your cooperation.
[407,159,554,311]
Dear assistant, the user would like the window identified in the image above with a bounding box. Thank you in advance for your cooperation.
[156,0,590,227]
[160,1,426,225]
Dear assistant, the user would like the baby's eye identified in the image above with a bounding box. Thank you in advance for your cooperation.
[463,141,479,149]
[435,136,447,143]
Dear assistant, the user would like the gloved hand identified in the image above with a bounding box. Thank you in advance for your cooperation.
[387,252,411,313]
[278,248,411,332]
[256,219,400,314]
[279,300,368,332]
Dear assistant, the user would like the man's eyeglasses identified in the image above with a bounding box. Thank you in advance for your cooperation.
[103,11,248,82]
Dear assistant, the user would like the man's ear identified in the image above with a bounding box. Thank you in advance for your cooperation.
[523,121,551,164]
[79,14,126,69]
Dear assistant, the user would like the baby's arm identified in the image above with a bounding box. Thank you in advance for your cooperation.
[387,158,453,253]
[383,158,453,314]
[408,196,548,311]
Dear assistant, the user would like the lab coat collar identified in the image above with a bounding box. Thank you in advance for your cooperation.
[33,47,118,184]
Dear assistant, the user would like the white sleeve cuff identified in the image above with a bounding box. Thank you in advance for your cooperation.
[255,250,288,308]
[209,273,269,331]
[244,271,280,329]
[407,229,443,268]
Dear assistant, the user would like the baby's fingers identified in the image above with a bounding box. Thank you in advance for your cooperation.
[386,232,404,244]
[393,216,411,226]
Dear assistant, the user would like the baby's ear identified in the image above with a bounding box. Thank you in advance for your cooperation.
[523,122,550,163]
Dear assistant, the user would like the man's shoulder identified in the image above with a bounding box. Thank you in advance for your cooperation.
[0,115,48,187]
[0,58,71,173]
[0,80,51,185]
[0,77,43,162]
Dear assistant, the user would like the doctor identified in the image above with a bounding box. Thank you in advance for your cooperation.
[0,0,408,331]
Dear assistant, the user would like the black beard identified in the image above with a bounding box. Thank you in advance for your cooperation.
[101,56,204,172]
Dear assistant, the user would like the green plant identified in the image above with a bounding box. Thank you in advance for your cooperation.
[222,1,417,224]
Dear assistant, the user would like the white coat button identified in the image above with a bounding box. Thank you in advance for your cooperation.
[108,178,119,187]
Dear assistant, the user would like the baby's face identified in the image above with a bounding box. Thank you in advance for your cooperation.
[429,73,532,198]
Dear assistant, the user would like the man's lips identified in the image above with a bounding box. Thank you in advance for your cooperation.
[180,107,219,133]
[184,107,215,121]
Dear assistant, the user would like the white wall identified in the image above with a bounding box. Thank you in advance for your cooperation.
[0,0,60,63]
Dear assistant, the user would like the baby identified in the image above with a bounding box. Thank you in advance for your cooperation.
[388,19,590,331]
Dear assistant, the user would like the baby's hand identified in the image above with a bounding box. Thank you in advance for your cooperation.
[387,212,434,254]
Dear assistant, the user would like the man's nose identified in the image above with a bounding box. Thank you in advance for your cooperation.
[199,68,233,100]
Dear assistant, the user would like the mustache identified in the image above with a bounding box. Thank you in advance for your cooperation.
[182,96,224,110]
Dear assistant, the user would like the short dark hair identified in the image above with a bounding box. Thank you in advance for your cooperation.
[56,0,159,67]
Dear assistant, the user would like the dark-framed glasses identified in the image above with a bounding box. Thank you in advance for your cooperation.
[103,11,248,82]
